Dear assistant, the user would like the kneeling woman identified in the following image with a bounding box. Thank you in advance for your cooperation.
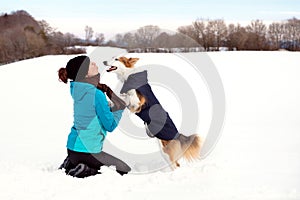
[58,56,130,178]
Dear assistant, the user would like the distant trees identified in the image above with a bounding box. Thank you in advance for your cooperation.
[135,25,160,48]
[82,26,106,46]
[112,25,161,48]
[85,26,94,42]
[208,19,228,50]
[111,25,198,51]
[109,18,300,52]
[0,11,45,62]
[285,18,300,50]
[191,20,208,50]
[0,11,88,63]
[268,22,285,50]
[1,10,300,63]
[95,33,105,45]
[185,19,228,50]
[186,18,300,51]
[0,11,108,63]
[243,20,267,50]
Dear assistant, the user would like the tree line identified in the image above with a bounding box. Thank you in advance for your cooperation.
[111,18,300,51]
[1,10,300,64]
[0,11,106,64]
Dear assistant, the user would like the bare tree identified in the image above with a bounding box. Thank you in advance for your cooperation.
[63,32,76,46]
[49,31,65,53]
[38,20,55,36]
[95,33,105,45]
[207,19,227,49]
[192,19,212,50]
[123,32,136,48]
[0,32,14,62]
[114,33,124,47]
[246,20,267,50]
[177,25,197,50]
[268,22,285,49]
[177,25,198,43]
[11,27,28,59]
[153,32,171,48]
[25,30,46,57]
[134,25,160,48]
[84,25,94,42]
[285,18,300,50]
[247,20,266,35]
[227,23,248,50]
[227,23,237,50]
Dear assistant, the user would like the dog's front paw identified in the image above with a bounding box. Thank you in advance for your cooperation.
[120,93,130,106]
[128,105,137,113]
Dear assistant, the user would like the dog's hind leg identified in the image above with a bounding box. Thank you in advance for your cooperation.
[162,140,182,169]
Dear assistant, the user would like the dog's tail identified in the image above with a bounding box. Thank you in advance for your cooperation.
[177,134,202,162]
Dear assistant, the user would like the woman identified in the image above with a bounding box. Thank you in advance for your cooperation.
[58,55,130,178]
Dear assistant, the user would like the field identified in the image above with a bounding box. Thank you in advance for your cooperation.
[0,47,299,200]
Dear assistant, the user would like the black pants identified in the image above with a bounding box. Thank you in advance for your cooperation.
[67,149,131,173]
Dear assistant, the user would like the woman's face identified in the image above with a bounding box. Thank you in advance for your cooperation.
[87,62,99,77]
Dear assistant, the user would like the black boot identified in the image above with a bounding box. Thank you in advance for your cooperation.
[116,170,129,176]
[59,156,75,174]
[67,163,100,178]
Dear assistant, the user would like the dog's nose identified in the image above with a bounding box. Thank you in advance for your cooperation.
[103,61,108,66]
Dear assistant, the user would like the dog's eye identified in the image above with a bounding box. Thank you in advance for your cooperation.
[115,58,118,61]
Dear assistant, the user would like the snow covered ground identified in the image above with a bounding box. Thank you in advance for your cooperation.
[0,47,299,200]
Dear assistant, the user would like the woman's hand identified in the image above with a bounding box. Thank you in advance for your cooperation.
[97,83,126,111]
[97,83,113,98]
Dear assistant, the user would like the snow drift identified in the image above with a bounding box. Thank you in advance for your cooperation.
[0,47,299,200]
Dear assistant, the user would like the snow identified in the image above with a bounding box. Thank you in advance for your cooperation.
[0,47,300,199]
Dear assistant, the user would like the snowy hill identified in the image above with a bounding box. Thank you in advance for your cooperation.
[0,47,299,200]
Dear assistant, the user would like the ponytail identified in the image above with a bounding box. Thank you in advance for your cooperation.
[58,68,68,84]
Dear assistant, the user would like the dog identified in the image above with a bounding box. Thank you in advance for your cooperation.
[103,56,202,168]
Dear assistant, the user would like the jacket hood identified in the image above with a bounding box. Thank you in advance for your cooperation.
[120,70,148,93]
[70,81,96,101]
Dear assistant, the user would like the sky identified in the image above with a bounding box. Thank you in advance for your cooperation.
[1,0,300,39]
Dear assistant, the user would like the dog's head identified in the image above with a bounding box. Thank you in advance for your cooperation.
[103,56,139,73]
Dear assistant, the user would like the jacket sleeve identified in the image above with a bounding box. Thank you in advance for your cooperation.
[95,89,124,132]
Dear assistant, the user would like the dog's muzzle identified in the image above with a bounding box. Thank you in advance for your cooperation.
[106,66,118,72]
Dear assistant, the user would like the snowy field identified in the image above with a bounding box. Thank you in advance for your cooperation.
[0,47,299,200]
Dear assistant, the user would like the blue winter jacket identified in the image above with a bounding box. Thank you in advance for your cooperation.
[67,82,123,153]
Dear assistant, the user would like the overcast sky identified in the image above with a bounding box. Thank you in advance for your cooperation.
[1,0,300,39]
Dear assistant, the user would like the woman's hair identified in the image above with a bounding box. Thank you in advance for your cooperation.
[58,56,90,84]
[58,67,68,84]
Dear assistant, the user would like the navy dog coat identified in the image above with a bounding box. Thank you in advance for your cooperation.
[120,71,179,140]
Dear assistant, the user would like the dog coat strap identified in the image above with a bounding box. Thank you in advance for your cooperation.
[144,122,155,138]
[120,71,148,93]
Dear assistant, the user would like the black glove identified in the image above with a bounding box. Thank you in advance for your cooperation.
[97,83,113,99]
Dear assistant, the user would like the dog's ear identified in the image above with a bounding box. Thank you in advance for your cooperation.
[118,57,130,68]
[128,58,139,66]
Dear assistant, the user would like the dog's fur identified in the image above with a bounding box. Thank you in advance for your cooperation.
[104,56,202,168]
